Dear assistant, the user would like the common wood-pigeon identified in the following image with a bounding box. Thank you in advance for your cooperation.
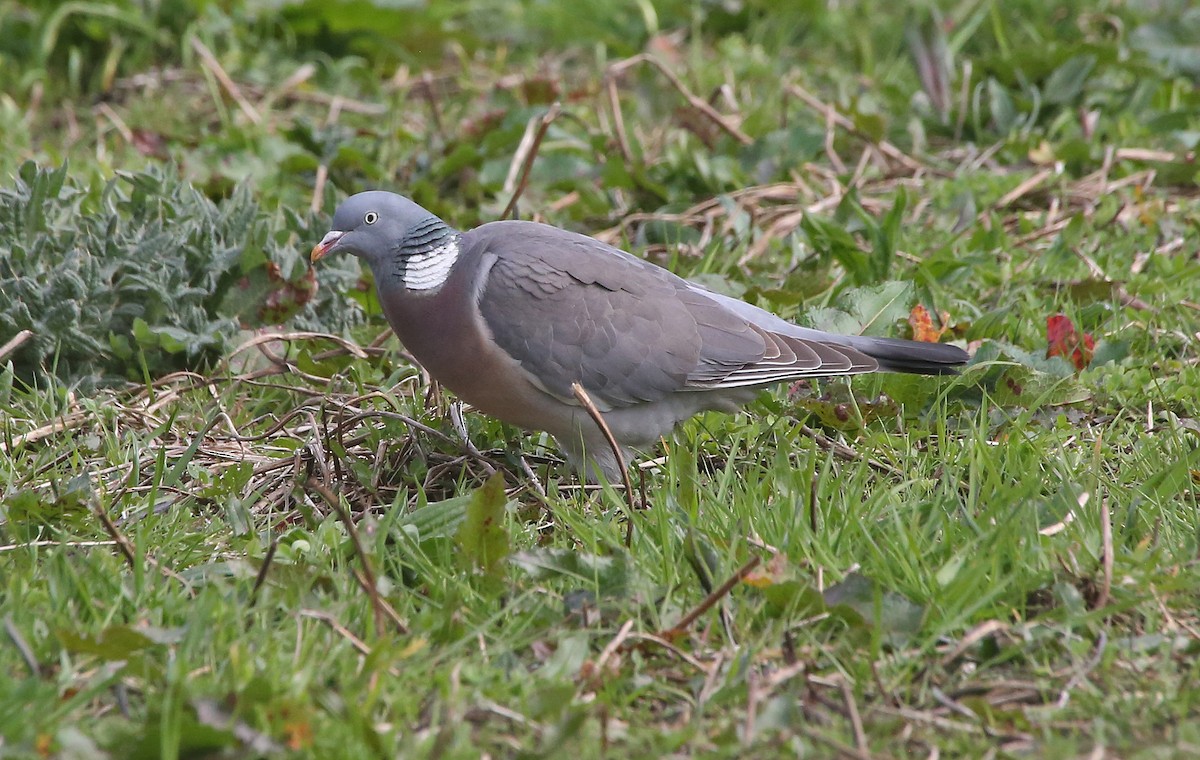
[312,191,969,480]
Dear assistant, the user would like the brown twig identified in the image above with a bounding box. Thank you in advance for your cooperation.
[93,495,193,589]
[622,631,710,672]
[991,168,1054,213]
[0,411,89,454]
[1095,492,1113,611]
[0,329,32,362]
[604,77,633,165]
[249,536,279,606]
[744,667,760,744]
[661,554,762,638]
[189,36,263,125]
[417,71,446,142]
[309,95,343,213]
[258,62,316,112]
[4,616,40,676]
[938,620,1009,668]
[1115,147,1196,163]
[300,608,372,655]
[298,609,403,678]
[570,382,638,545]
[311,164,329,214]
[305,477,407,636]
[839,676,869,758]
[94,503,138,570]
[608,55,752,145]
[351,568,408,634]
[501,102,562,220]
[0,539,118,553]
[823,107,847,174]
[595,619,634,673]
[798,424,903,480]
[96,102,134,143]
[786,83,923,172]
[798,727,878,760]
[282,88,384,114]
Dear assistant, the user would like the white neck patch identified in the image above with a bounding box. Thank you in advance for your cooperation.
[403,237,460,291]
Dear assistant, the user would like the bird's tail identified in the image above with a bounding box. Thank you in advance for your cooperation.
[689,284,970,376]
[833,334,969,375]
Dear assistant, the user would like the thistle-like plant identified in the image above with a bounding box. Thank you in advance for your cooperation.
[0,162,362,385]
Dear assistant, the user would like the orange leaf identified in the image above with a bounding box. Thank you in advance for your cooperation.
[743,553,790,588]
[285,719,314,750]
[908,304,948,342]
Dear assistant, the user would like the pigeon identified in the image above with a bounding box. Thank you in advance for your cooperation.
[312,191,968,480]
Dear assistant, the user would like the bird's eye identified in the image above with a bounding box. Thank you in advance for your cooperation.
[364,211,379,225]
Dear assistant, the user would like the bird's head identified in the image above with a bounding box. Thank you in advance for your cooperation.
[312,191,462,292]
[311,191,433,266]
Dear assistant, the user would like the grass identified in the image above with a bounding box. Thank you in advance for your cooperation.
[3,0,1200,757]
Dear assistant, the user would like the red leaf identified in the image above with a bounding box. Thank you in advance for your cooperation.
[1046,314,1094,371]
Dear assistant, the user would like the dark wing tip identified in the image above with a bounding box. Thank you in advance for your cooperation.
[854,337,970,375]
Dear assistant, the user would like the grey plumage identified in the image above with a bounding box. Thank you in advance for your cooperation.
[313,191,969,480]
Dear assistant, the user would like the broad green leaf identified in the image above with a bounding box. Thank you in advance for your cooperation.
[1089,339,1129,366]
[1043,54,1096,105]
[807,281,913,337]
[1132,12,1200,77]
[511,548,631,596]
[987,77,1018,133]
[760,579,827,618]
[57,624,180,660]
[966,306,1015,341]
[455,471,510,576]
[823,572,925,646]
[127,708,237,760]
[801,212,870,283]
[400,493,474,541]
[965,342,1091,407]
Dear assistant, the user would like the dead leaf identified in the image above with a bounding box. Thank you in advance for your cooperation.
[908,303,950,342]
[1046,314,1095,371]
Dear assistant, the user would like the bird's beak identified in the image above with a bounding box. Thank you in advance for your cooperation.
[311,230,344,262]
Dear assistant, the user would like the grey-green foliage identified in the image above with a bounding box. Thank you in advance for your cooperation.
[0,162,362,384]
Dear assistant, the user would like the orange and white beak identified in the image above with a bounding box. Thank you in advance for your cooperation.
[310,230,345,262]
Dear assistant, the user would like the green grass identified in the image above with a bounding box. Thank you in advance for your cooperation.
[3,0,1200,757]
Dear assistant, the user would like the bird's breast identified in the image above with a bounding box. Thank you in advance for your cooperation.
[376,273,562,435]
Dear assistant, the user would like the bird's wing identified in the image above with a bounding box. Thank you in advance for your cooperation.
[471,221,877,409]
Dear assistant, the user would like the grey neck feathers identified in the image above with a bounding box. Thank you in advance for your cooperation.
[393,215,461,291]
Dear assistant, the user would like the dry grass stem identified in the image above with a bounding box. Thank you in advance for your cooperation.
[190,36,263,125]
[304,477,407,636]
[662,554,762,638]
[502,102,562,219]
[570,382,638,521]
[608,54,752,145]
[0,329,32,362]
